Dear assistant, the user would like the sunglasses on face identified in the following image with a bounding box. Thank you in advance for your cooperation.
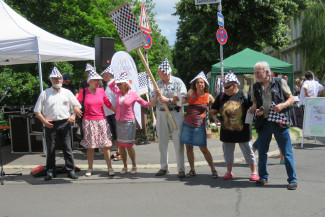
[117,83,122,86]
[224,85,233,90]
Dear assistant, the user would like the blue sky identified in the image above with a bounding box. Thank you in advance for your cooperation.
[152,0,180,46]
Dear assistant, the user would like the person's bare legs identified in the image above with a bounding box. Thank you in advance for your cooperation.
[126,146,136,168]
[102,147,112,169]
[87,148,95,170]
[118,146,128,169]
[199,146,216,171]
[186,145,195,171]
[249,163,257,174]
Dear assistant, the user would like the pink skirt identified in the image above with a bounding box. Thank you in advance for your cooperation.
[80,119,112,149]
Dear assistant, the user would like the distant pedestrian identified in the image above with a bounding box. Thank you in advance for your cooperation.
[210,71,258,181]
[101,66,121,161]
[34,67,81,181]
[180,72,218,179]
[62,73,78,96]
[249,61,298,190]
[299,70,324,112]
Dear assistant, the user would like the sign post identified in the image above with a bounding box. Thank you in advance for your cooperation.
[109,3,177,130]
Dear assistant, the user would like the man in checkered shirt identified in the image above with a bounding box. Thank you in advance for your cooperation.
[248,61,298,190]
[151,58,187,178]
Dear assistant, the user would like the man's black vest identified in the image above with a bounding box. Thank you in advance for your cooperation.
[253,77,291,129]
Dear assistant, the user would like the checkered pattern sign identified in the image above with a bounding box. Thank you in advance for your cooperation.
[49,67,62,78]
[268,103,291,126]
[158,58,172,75]
[138,72,148,95]
[109,3,147,52]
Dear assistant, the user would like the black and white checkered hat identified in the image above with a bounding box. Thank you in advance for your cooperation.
[222,70,240,85]
[116,71,130,84]
[190,71,209,86]
[85,63,94,72]
[87,69,103,83]
[49,67,62,78]
[101,65,113,76]
[158,58,172,75]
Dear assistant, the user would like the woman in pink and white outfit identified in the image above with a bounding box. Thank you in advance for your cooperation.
[109,73,159,175]
[77,70,116,177]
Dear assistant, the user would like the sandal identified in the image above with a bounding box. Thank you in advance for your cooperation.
[211,170,218,179]
[186,170,196,178]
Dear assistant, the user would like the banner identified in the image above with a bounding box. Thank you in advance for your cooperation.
[111,51,142,128]
[109,3,147,52]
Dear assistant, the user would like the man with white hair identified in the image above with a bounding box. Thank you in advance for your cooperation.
[34,67,82,181]
[152,58,187,178]
[249,61,298,190]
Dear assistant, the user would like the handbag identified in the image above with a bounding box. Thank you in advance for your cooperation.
[75,88,86,140]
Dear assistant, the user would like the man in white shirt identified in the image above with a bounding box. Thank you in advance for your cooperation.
[101,66,118,154]
[34,67,82,181]
[300,70,324,111]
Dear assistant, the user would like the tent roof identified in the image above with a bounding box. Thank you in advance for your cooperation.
[0,0,95,65]
[211,48,293,75]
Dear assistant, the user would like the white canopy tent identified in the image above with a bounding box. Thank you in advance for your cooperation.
[0,0,95,92]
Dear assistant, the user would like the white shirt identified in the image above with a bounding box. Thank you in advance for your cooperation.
[103,80,117,116]
[34,87,82,121]
[300,80,324,105]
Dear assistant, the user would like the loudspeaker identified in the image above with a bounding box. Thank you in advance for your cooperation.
[10,116,29,152]
[95,37,114,68]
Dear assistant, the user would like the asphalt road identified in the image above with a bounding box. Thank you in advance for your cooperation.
[1,138,325,217]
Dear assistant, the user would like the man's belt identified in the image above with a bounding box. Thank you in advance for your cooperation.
[160,108,175,111]
[160,106,181,112]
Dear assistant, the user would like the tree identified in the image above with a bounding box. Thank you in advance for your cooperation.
[297,1,325,81]
[1,0,173,106]
[173,0,311,85]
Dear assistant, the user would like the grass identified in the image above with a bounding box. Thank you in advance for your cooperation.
[289,127,301,140]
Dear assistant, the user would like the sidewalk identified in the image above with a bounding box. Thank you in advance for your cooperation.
[2,127,302,170]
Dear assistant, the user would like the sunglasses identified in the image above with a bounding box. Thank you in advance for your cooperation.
[224,85,233,90]
[117,83,122,86]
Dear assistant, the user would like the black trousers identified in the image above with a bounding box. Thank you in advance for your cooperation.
[106,114,117,141]
[45,120,75,173]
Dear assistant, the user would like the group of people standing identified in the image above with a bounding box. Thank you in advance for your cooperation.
[34,59,298,190]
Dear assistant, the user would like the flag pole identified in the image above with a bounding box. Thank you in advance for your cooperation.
[137,48,177,130]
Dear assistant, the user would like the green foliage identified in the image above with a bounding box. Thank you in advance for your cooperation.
[3,0,174,105]
[297,1,325,81]
[173,0,310,86]
[0,67,48,105]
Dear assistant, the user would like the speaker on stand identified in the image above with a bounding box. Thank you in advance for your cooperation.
[95,37,115,69]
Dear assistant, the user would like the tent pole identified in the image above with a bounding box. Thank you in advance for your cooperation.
[38,55,43,92]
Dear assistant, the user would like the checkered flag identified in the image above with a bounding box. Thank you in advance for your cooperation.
[109,3,146,52]
[138,72,148,95]
[158,58,172,75]
[268,103,291,127]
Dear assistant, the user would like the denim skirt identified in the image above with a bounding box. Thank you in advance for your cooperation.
[180,122,207,146]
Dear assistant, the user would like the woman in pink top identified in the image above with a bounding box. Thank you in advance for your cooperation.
[77,72,116,177]
[110,78,158,175]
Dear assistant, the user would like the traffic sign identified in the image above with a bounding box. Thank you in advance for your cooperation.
[216,28,227,45]
[139,2,152,33]
[143,32,152,49]
[217,12,224,27]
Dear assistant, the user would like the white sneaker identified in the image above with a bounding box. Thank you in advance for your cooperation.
[85,169,93,177]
